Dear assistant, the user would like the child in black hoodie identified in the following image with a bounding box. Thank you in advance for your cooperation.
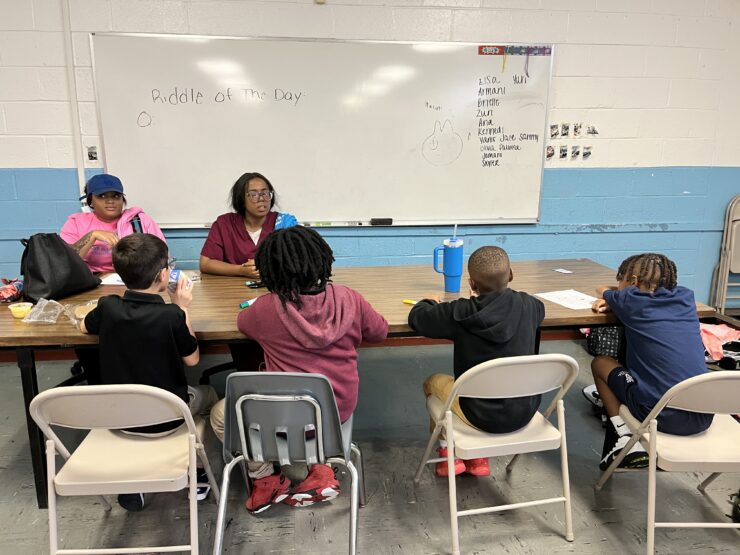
[408,246,544,477]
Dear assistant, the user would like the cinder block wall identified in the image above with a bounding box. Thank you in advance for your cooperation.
[1,1,739,303]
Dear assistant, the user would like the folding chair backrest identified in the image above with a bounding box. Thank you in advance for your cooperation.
[454,354,579,399]
[730,220,740,273]
[222,372,346,466]
[661,371,740,415]
[30,384,190,432]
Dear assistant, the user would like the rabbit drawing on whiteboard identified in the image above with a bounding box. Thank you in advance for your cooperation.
[422,120,463,166]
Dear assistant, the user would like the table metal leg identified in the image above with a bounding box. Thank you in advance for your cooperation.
[18,348,47,509]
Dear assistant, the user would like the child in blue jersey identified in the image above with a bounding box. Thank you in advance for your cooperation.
[591,253,713,470]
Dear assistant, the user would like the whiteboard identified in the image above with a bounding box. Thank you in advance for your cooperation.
[91,34,553,227]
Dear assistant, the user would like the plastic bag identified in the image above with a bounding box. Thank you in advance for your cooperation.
[22,298,66,324]
[63,300,98,325]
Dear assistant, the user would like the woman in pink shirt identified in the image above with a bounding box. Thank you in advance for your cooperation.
[61,173,165,386]
[210,226,388,514]
[60,174,165,273]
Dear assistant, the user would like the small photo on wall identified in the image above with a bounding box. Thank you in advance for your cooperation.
[583,146,592,160]
[561,123,570,137]
[546,145,555,160]
[559,145,568,159]
[550,124,559,138]
[587,125,599,136]
[571,146,580,159]
[573,122,582,138]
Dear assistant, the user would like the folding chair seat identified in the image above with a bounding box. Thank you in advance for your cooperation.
[212,372,365,555]
[30,384,220,555]
[596,371,740,554]
[414,354,579,555]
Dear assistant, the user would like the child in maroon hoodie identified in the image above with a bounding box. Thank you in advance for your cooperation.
[210,226,388,513]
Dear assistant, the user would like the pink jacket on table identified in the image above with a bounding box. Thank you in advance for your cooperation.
[60,207,166,273]
[238,283,389,422]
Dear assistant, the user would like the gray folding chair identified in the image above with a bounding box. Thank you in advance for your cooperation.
[212,372,366,555]
[711,194,740,313]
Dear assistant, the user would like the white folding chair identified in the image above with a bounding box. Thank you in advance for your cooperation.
[413,354,579,555]
[30,384,220,555]
[596,371,740,555]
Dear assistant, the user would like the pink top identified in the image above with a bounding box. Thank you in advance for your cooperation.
[238,283,389,422]
[60,207,166,273]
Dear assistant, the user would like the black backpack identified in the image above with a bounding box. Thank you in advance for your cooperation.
[20,233,101,302]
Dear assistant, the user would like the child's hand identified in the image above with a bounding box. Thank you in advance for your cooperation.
[591,299,610,313]
[169,275,193,308]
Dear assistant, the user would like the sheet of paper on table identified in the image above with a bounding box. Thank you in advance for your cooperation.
[100,273,124,285]
[535,289,598,310]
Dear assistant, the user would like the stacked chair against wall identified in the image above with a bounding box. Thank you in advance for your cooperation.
[212,372,365,555]
[414,354,579,555]
[596,371,740,555]
[711,194,740,314]
[30,384,220,555]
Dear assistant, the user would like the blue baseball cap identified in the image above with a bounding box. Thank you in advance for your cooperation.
[82,174,124,199]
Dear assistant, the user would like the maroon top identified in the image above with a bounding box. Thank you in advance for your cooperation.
[201,211,278,264]
[238,284,389,422]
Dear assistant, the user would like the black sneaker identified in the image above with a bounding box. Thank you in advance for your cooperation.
[196,468,211,501]
[118,493,145,512]
[600,431,649,471]
[731,489,740,523]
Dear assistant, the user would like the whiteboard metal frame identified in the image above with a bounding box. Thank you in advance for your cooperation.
[89,32,553,228]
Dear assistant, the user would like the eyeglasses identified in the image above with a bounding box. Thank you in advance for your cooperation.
[245,191,273,202]
[167,257,177,270]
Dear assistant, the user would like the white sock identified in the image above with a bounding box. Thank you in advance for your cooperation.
[610,415,630,437]
[438,439,447,448]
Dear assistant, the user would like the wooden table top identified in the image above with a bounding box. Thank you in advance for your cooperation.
[0,259,715,347]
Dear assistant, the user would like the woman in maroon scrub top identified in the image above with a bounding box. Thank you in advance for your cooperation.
[200,172,297,371]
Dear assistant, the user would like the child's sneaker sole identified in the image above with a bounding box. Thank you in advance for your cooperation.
[601,451,650,471]
[284,486,340,507]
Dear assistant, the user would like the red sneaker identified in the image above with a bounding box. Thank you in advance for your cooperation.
[464,457,490,476]
[245,473,291,514]
[436,447,465,477]
[284,464,340,507]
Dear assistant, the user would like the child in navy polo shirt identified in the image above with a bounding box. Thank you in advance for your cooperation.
[591,253,713,471]
[80,233,218,511]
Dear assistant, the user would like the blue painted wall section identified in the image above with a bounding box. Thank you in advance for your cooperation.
[1,166,737,305]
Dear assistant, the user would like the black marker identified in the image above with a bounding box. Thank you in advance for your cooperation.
[370,218,393,226]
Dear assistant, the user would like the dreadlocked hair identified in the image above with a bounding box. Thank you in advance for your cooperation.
[255,226,335,309]
[617,252,678,291]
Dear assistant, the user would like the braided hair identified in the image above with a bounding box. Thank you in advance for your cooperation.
[255,226,334,309]
[616,252,678,291]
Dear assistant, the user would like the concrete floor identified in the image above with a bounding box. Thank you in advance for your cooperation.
[1,340,738,554]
